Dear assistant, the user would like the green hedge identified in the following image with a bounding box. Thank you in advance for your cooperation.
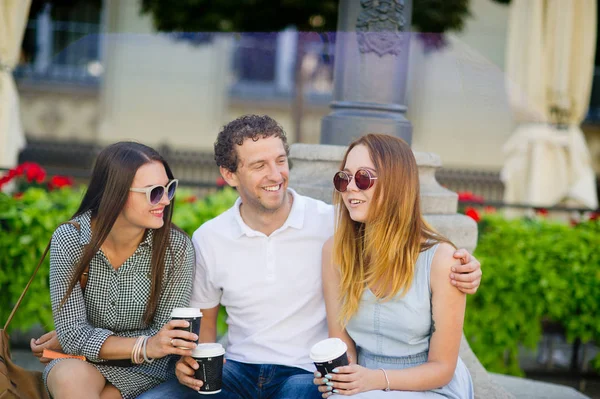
[1,187,85,332]
[0,187,238,337]
[465,215,600,375]
[2,187,598,375]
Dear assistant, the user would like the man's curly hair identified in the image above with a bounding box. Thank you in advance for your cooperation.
[214,115,289,172]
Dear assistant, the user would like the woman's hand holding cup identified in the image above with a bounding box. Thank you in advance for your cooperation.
[146,319,198,358]
[310,338,350,398]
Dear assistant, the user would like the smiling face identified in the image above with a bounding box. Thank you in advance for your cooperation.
[122,161,171,230]
[222,135,290,214]
[340,144,378,223]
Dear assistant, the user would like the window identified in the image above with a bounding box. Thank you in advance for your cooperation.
[15,2,103,86]
[230,30,335,101]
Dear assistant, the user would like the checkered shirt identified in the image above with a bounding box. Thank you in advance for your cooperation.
[42,211,194,399]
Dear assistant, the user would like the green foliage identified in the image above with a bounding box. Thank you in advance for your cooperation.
[139,0,339,32]
[0,186,238,337]
[29,0,103,20]
[465,215,600,375]
[172,188,239,236]
[5,184,598,375]
[139,0,471,35]
[412,0,470,33]
[0,187,85,332]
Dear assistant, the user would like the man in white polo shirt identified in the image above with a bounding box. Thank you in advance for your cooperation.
[141,115,482,399]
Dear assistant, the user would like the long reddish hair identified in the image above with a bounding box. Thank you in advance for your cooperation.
[333,134,453,325]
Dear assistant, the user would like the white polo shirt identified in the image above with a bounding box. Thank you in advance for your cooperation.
[190,189,334,371]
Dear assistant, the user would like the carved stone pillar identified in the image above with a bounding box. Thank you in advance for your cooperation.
[320,0,413,146]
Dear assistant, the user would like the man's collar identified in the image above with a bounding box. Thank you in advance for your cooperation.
[232,188,305,238]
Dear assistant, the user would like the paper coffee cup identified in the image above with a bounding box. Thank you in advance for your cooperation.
[309,338,349,376]
[192,343,226,395]
[171,308,202,348]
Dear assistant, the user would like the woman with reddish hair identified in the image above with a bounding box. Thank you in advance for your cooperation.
[315,134,473,398]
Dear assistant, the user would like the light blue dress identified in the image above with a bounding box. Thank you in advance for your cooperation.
[343,244,474,399]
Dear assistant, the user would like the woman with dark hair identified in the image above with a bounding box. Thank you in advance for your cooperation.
[31,142,196,399]
[314,134,473,398]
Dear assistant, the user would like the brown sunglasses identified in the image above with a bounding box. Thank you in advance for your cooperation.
[333,169,378,192]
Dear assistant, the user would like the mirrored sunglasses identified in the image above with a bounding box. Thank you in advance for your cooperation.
[333,169,377,192]
[130,179,178,205]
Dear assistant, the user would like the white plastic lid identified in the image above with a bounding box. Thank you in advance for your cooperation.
[309,338,347,363]
[192,343,225,358]
[171,308,203,318]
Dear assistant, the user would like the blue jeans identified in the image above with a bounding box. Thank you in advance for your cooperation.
[136,359,321,399]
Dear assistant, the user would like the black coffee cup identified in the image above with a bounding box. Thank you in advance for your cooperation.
[192,343,226,394]
[310,338,349,376]
[171,308,202,348]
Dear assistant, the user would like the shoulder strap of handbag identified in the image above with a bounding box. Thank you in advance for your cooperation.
[3,221,89,331]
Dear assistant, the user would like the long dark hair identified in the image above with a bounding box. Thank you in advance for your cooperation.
[60,141,177,325]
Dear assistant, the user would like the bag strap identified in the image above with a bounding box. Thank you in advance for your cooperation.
[4,221,86,331]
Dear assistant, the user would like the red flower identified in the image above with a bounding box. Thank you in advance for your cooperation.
[464,207,481,222]
[457,191,473,202]
[14,164,25,175]
[182,195,198,203]
[484,206,496,214]
[216,177,227,188]
[0,166,20,189]
[457,191,484,204]
[0,164,25,189]
[589,212,599,221]
[0,176,11,190]
[535,208,549,217]
[20,162,46,183]
[13,192,23,200]
[1,163,76,193]
[48,175,73,190]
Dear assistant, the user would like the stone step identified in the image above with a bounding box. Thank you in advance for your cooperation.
[490,374,591,399]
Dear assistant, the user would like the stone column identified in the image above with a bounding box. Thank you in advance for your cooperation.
[320,0,413,146]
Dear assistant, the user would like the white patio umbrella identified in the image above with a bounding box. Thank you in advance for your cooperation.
[501,0,599,211]
[0,0,31,168]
